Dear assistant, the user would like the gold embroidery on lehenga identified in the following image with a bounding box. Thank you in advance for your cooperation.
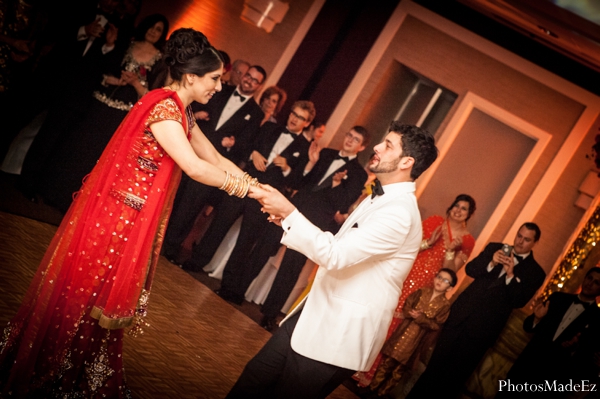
[110,189,146,211]
[137,156,158,172]
[0,322,15,354]
[128,289,151,337]
[146,98,182,126]
[85,331,115,392]
[57,350,74,379]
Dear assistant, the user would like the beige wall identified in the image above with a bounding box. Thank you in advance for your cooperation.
[536,114,600,270]
[139,1,600,279]
[140,0,315,83]
[337,13,596,276]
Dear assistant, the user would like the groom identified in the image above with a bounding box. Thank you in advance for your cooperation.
[225,122,438,399]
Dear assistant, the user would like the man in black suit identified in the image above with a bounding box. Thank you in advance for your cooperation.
[224,59,250,88]
[162,65,266,261]
[408,222,547,398]
[19,0,125,200]
[182,101,316,306]
[496,267,600,397]
[259,126,370,331]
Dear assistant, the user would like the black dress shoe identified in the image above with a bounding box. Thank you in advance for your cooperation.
[259,316,277,332]
[181,260,202,272]
[161,248,181,265]
[215,289,243,305]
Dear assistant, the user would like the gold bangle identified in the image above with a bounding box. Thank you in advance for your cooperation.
[219,171,230,190]
[233,176,242,197]
[420,239,430,250]
[220,174,251,198]
[231,176,240,196]
[238,179,249,198]
[242,172,260,187]
[445,250,455,261]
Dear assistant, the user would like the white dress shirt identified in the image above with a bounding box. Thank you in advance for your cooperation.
[216,88,249,130]
[267,132,295,166]
[317,152,356,185]
[553,298,591,341]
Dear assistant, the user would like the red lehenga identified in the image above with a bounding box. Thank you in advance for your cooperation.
[0,88,195,397]
[353,215,475,387]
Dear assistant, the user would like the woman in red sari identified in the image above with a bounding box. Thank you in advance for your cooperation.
[354,194,477,388]
[0,28,259,398]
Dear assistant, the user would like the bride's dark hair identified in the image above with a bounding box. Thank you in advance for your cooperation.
[151,28,223,89]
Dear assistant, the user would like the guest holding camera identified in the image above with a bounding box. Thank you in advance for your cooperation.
[407,223,547,398]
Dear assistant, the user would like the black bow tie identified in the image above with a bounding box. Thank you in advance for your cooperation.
[513,254,524,262]
[281,129,294,136]
[232,91,246,100]
[573,296,592,308]
[335,154,349,162]
[371,179,384,199]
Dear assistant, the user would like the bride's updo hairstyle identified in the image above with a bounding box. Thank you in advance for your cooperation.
[152,28,223,88]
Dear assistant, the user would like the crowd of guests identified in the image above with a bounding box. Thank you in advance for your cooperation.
[1,1,598,398]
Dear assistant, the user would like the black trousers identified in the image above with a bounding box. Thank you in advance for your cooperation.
[219,199,283,301]
[225,311,355,399]
[261,248,308,318]
[162,174,222,258]
[186,192,246,270]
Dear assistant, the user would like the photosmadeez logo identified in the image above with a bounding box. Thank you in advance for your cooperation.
[498,379,598,393]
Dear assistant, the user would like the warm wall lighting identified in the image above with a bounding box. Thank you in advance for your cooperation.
[241,0,289,33]
[575,170,600,210]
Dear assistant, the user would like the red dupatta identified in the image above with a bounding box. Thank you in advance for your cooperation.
[8,88,187,342]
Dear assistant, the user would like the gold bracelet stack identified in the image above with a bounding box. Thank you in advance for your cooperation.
[420,239,430,250]
[445,249,455,261]
[219,171,261,198]
[242,172,260,188]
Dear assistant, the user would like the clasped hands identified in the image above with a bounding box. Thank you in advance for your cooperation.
[427,226,463,251]
[407,309,422,319]
[248,184,295,226]
[492,249,515,278]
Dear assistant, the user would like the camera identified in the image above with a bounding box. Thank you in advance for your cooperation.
[502,244,513,256]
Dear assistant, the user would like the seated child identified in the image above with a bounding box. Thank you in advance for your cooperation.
[368,268,457,397]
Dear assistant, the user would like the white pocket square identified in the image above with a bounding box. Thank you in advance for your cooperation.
[245,114,251,120]
[293,152,300,157]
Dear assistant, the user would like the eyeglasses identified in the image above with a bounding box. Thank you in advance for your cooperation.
[345,132,362,144]
[243,73,261,85]
[290,110,307,122]
[435,275,452,285]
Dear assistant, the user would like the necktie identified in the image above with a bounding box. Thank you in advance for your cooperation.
[371,179,384,199]
[232,91,246,100]
[335,154,349,162]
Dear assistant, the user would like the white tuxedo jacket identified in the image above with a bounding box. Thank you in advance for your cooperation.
[279,181,422,371]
